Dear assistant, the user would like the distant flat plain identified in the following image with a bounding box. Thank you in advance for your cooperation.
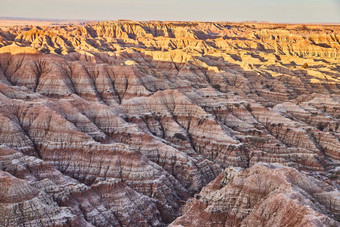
[0,18,85,27]
[1,18,338,28]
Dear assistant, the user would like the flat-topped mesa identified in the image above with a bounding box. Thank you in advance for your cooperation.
[0,21,339,226]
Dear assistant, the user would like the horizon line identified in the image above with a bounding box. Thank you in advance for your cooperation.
[0,16,339,26]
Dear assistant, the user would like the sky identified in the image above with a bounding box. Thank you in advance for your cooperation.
[0,0,339,23]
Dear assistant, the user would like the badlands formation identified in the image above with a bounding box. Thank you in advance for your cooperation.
[0,21,339,226]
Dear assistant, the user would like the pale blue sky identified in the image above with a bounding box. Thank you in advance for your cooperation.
[0,0,339,23]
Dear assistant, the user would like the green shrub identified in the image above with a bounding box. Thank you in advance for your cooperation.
[316,122,326,131]
[245,103,253,112]
[212,84,221,90]
[174,133,186,141]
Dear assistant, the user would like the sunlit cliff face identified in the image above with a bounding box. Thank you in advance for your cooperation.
[0,21,339,226]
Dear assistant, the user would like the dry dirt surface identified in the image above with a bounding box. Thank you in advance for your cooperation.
[0,20,339,226]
